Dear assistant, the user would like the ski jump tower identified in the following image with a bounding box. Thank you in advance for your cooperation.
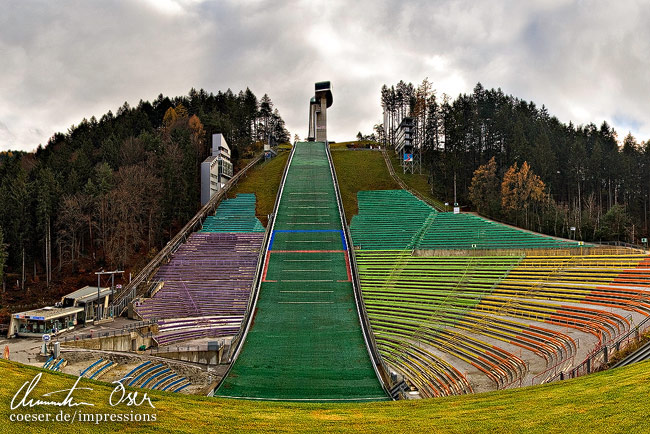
[307,81,333,142]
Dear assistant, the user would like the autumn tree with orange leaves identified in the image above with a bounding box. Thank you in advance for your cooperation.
[501,161,548,228]
[469,157,501,218]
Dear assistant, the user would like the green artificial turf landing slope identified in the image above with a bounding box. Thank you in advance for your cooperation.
[216,142,387,401]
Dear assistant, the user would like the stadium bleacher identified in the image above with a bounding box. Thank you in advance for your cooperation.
[355,249,650,396]
[200,194,264,233]
[134,195,265,346]
[79,358,115,379]
[350,190,589,250]
[102,360,192,393]
[350,190,435,250]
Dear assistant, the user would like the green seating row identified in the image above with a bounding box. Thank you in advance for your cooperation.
[349,190,589,250]
[200,193,265,233]
[420,213,588,250]
[350,190,436,249]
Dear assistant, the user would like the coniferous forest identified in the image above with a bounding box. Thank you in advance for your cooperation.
[2,79,649,320]
[380,79,650,244]
[0,88,289,314]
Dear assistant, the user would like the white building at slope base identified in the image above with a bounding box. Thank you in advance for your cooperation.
[201,134,233,205]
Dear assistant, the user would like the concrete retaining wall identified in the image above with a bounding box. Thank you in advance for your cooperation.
[62,329,154,352]
[154,349,224,365]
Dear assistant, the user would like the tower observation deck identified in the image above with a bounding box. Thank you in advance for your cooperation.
[308,81,333,142]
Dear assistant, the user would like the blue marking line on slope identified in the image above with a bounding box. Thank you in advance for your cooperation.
[274,230,341,233]
[268,230,346,251]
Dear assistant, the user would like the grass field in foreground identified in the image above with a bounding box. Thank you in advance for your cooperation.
[331,150,399,222]
[228,151,289,226]
[1,358,649,433]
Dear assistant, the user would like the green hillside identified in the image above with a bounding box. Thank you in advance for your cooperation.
[386,152,446,210]
[1,358,649,433]
[228,151,290,226]
[331,150,399,222]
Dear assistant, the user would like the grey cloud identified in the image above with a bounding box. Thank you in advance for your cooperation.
[0,121,16,148]
[1,0,650,152]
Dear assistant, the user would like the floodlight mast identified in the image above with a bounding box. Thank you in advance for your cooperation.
[94,269,124,320]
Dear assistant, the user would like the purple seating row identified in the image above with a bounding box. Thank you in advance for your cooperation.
[134,232,264,345]
[155,316,243,345]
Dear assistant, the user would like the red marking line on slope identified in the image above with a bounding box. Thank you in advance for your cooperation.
[269,250,347,253]
[261,251,271,282]
[344,253,352,282]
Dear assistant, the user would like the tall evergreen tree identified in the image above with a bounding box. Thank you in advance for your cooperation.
[0,226,7,283]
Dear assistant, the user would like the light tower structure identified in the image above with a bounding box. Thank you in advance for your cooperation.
[307,81,333,142]
[395,117,416,174]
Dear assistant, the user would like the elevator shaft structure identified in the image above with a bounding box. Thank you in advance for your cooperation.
[308,81,333,142]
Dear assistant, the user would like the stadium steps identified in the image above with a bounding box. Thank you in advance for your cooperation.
[42,356,54,369]
[52,358,66,372]
[80,358,115,379]
[79,358,104,377]
[134,231,264,345]
[162,377,189,392]
[90,360,114,379]
[128,363,164,387]
[43,357,66,371]
[141,367,171,388]
[119,362,191,392]
[151,373,178,391]
[612,340,650,369]
[120,361,151,384]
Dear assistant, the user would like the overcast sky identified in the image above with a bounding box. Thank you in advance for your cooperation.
[1,0,649,152]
